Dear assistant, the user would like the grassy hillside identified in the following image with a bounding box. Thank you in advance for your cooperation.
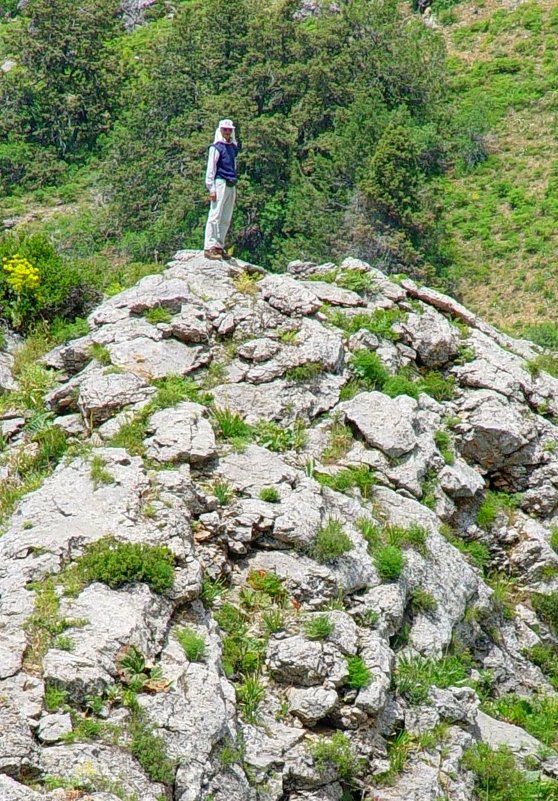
[434,0,558,341]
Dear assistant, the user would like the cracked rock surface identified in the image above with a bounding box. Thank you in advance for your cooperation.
[2,250,558,799]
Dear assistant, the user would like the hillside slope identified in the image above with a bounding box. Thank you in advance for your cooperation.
[434,0,558,338]
[2,252,558,799]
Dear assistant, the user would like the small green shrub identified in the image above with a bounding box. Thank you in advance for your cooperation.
[76,538,175,594]
[531,592,558,630]
[386,523,429,556]
[45,684,68,712]
[152,374,213,409]
[358,609,380,627]
[350,349,389,389]
[200,576,226,608]
[212,408,253,442]
[410,588,438,614]
[144,306,172,325]
[0,232,99,333]
[525,643,558,689]
[462,743,558,801]
[396,652,472,705]
[247,569,287,603]
[90,455,114,489]
[254,418,306,452]
[212,479,234,506]
[328,308,403,341]
[284,362,324,382]
[322,420,354,463]
[418,371,456,401]
[315,464,375,499]
[374,545,405,580]
[383,373,420,399]
[434,429,454,465]
[311,731,362,781]
[345,655,371,689]
[304,615,334,641]
[550,527,558,554]
[127,699,176,785]
[214,603,247,635]
[477,491,503,529]
[176,627,206,662]
[262,608,284,633]
[259,486,280,503]
[89,343,111,365]
[527,354,558,379]
[312,518,353,563]
[236,675,265,723]
[482,693,558,747]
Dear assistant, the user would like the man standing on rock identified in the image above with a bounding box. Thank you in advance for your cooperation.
[203,118,239,261]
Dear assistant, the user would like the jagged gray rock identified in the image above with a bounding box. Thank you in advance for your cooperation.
[2,250,558,800]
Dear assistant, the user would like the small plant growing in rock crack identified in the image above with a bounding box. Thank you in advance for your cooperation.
[24,577,86,672]
[417,370,456,401]
[212,407,253,442]
[322,419,354,464]
[477,490,521,530]
[481,693,558,747]
[200,576,226,607]
[233,271,261,296]
[373,545,405,581]
[259,486,280,503]
[89,342,111,365]
[72,538,175,594]
[219,737,245,766]
[176,627,206,662]
[530,592,558,631]
[144,305,172,325]
[395,651,472,705]
[349,349,389,389]
[409,588,438,615]
[262,608,284,634]
[315,464,375,499]
[53,634,75,651]
[525,643,558,689]
[152,374,213,408]
[116,645,167,692]
[89,454,115,489]
[304,614,334,641]
[44,684,68,712]
[211,479,234,506]
[356,609,379,628]
[345,655,371,689]
[126,693,176,785]
[434,429,455,465]
[247,569,288,604]
[236,675,265,723]
[278,328,298,345]
[254,418,307,452]
[284,361,324,382]
[462,742,558,801]
[310,731,362,782]
[311,518,353,563]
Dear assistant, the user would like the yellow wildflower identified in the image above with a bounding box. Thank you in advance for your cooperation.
[2,254,40,294]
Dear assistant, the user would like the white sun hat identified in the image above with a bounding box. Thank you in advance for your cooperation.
[219,118,235,129]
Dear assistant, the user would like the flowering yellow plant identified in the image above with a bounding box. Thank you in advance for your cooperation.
[2,254,40,294]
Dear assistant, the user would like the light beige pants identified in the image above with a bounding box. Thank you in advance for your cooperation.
[204,178,236,250]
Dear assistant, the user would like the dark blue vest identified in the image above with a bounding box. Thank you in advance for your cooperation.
[213,141,238,184]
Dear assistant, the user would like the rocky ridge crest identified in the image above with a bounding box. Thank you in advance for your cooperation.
[1,250,558,800]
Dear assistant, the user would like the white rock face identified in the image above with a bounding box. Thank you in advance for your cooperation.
[340,391,418,457]
[1,250,558,800]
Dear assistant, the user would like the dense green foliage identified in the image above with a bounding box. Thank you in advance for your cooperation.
[0,0,125,191]
[75,538,175,593]
[0,232,99,331]
[102,0,455,269]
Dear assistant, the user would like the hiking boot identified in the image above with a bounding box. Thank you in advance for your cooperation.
[204,248,222,261]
